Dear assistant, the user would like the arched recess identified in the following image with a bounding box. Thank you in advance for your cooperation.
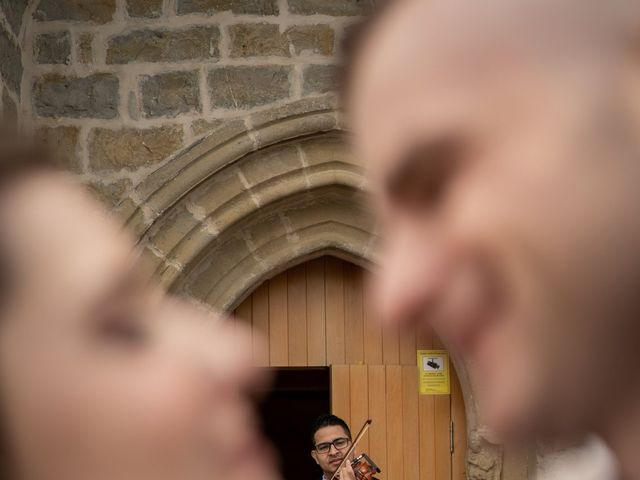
[127,99,506,480]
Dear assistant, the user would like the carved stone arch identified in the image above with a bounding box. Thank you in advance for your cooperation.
[128,98,508,480]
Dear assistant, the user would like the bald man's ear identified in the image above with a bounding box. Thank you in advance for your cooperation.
[311,450,319,465]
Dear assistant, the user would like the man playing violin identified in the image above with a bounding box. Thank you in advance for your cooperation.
[310,415,358,480]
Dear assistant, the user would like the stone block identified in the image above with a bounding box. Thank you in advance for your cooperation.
[89,125,183,172]
[186,166,246,218]
[229,23,289,58]
[35,126,82,173]
[299,132,357,166]
[35,31,71,64]
[302,64,339,95]
[126,0,163,18]
[287,0,368,16]
[77,33,93,63]
[34,0,116,23]
[177,0,278,16]
[191,118,223,137]
[33,73,119,119]
[146,204,199,254]
[208,65,291,109]
[88,179,132,207]
[2,88,17,123]
[0,0,28,35]
[0,25,22,94]
[249,94,337,128]
[141,71,201,118]
[238,143,302,186]
[286,25,334,55]
[107,26,220,63]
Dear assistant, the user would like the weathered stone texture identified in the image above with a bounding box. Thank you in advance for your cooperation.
[0,25,22,94]
[127,0,163,18]
[2,87,17,123]
[191,118,223,137]
[35,31,71,65]
[35,126,81,173]
[141,71,201,118]
[208,66,291,109]
[286,25,334,55]
[33,73,119,119]
[89,126,183,171]
[88,179,132,206]
[303,64,339,95]
[229,23,289,58]
[107,26,220,64]
[177,0,278,16]
[0,0,28,36]
[287,0,368,16]
[34,0,116,23]
[77,33,93,63]
[229,24,334,58]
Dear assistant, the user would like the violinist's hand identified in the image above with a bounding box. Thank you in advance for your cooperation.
[336,462,357,480]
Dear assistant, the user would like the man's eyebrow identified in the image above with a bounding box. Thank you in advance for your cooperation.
[386,135,465,200]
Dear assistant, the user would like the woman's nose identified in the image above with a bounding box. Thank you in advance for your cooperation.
[160,298,266,394]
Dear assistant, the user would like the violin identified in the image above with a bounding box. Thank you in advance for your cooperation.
[330,420,382,480]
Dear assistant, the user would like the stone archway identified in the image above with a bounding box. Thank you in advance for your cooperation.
[127,99,507,480]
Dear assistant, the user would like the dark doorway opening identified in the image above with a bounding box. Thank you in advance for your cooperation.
[259,367,331,480]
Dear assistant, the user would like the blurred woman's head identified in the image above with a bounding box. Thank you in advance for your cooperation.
[0,135,278,480]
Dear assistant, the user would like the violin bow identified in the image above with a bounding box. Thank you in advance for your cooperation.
[329,419,372,480]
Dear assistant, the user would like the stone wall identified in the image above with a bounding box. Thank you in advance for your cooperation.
[0,0,28,124]
[22,0,368,209]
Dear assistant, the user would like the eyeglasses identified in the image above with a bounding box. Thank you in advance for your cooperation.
[314,437,351,454]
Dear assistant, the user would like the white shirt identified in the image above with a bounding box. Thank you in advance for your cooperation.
[537,436,619,480]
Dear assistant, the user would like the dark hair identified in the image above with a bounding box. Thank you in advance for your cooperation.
[311,414,352,447]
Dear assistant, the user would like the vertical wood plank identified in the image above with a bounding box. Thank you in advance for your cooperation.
[434,393,452,480]
[368,366,387,477]
[252,283,270,366]
[363,275,383,364]
[235,295,252,328]
[434,325,452,480]
[416,326,434,350]
[451,366,467,480]
[402,366,420,480]
[383,325,400,365]
[331,365,351,426]
[269,272,288,366]
[417,326,435,480]
[399,329,417,365]
[344,264,364,364]
[419,394,436,480]
[386,365,404,480]
[307,258,327,366]
[325,257,345,364]
[349,365,369,454]
[287,263,308,366]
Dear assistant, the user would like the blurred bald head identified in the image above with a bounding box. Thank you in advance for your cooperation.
[352,0,640,84]
[349,0,640,463]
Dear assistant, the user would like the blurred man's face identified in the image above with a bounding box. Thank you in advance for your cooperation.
[311,425,352,476]
[0,173,278,480]
[351,0,640,443]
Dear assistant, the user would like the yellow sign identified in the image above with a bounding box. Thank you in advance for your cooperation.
[417,350,450,395]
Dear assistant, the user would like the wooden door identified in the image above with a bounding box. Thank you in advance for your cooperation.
[234,256,467,480]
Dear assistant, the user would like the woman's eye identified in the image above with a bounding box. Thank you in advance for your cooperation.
[98,315,148,346]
